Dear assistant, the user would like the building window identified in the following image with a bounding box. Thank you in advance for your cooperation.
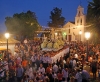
[78,11,80,16]
[69,29,70,33]
[66,35,67,40]
[77,19,79,25]
[80,18,82,25]
[68,35,71,41]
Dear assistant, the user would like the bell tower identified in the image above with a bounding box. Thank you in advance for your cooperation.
[75,5,86,26]
[74,5,86,42]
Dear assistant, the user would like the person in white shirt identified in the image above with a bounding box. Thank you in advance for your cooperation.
[31,54,36,67]
[52,63,58,73]
[38,64,45,74]
[47,55,52,64]
[73,59,76,68]
[14,51,18,58]
[17,56,22,65]
[39,55,43,63]
[62,68,68,81]
[26,66,34,80]
[42,55,48,69]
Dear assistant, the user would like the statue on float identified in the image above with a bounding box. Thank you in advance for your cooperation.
[41,37,48,48]
[41,28,65,51]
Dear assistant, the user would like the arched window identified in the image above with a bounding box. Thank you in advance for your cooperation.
[69,29,70,33]
[80,18,82,25]
[78,11,80,16]
[77,19,79,25]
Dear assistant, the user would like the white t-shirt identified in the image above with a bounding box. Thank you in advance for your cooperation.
[73,60,76,67]
[53,64,58,73]
[38,67,45,74]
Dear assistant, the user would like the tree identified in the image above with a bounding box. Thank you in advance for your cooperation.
[48,7,65,28]
[86,0,100,43]
[5,10,42,40]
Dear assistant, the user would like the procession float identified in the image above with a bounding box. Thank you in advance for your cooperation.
[41,28,67,52]
[41,38,65,51]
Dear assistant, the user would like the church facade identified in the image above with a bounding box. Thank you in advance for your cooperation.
[62,5,86,42]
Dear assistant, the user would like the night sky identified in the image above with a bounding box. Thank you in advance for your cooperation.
[0,0,91,33]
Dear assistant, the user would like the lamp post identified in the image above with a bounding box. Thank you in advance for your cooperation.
[85,32,90,61]
[5,33,10,61]
[79,30,82,42]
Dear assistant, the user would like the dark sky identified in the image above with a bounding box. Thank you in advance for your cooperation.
[0,0,91,32]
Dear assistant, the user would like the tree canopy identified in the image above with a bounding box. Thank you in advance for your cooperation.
[5,10,42,39]
[48,7,65,28]
[86,0,100,43]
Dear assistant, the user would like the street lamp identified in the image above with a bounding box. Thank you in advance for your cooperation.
[85,32,90,61]
[55,32,58,39]
[55,32,57,36]
[5,33,10,61]
[79,30,82,42]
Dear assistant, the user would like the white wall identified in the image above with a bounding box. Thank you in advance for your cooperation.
[0,44,15,53]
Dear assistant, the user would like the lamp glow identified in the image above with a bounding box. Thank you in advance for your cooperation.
[5,33,10,39]
[85,32,90,40]
[55,32,57,36]
[79,30,82,35]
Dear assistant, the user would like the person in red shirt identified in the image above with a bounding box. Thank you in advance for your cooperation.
[22,59,28,70]
[9,62,16,81]
[57,69,63,82]
[46,64,52,75]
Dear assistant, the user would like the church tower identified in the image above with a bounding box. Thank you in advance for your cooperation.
[75,5,86,26]
[74,5,86,41]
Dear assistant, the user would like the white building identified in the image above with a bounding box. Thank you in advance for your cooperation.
[62,5,86,42]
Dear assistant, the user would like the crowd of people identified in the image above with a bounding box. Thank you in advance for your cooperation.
[0,39,100,82]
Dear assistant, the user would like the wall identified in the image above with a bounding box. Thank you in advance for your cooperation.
[0,44,15,53]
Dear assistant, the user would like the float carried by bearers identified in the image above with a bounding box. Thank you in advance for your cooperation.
[41,38,65,51]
